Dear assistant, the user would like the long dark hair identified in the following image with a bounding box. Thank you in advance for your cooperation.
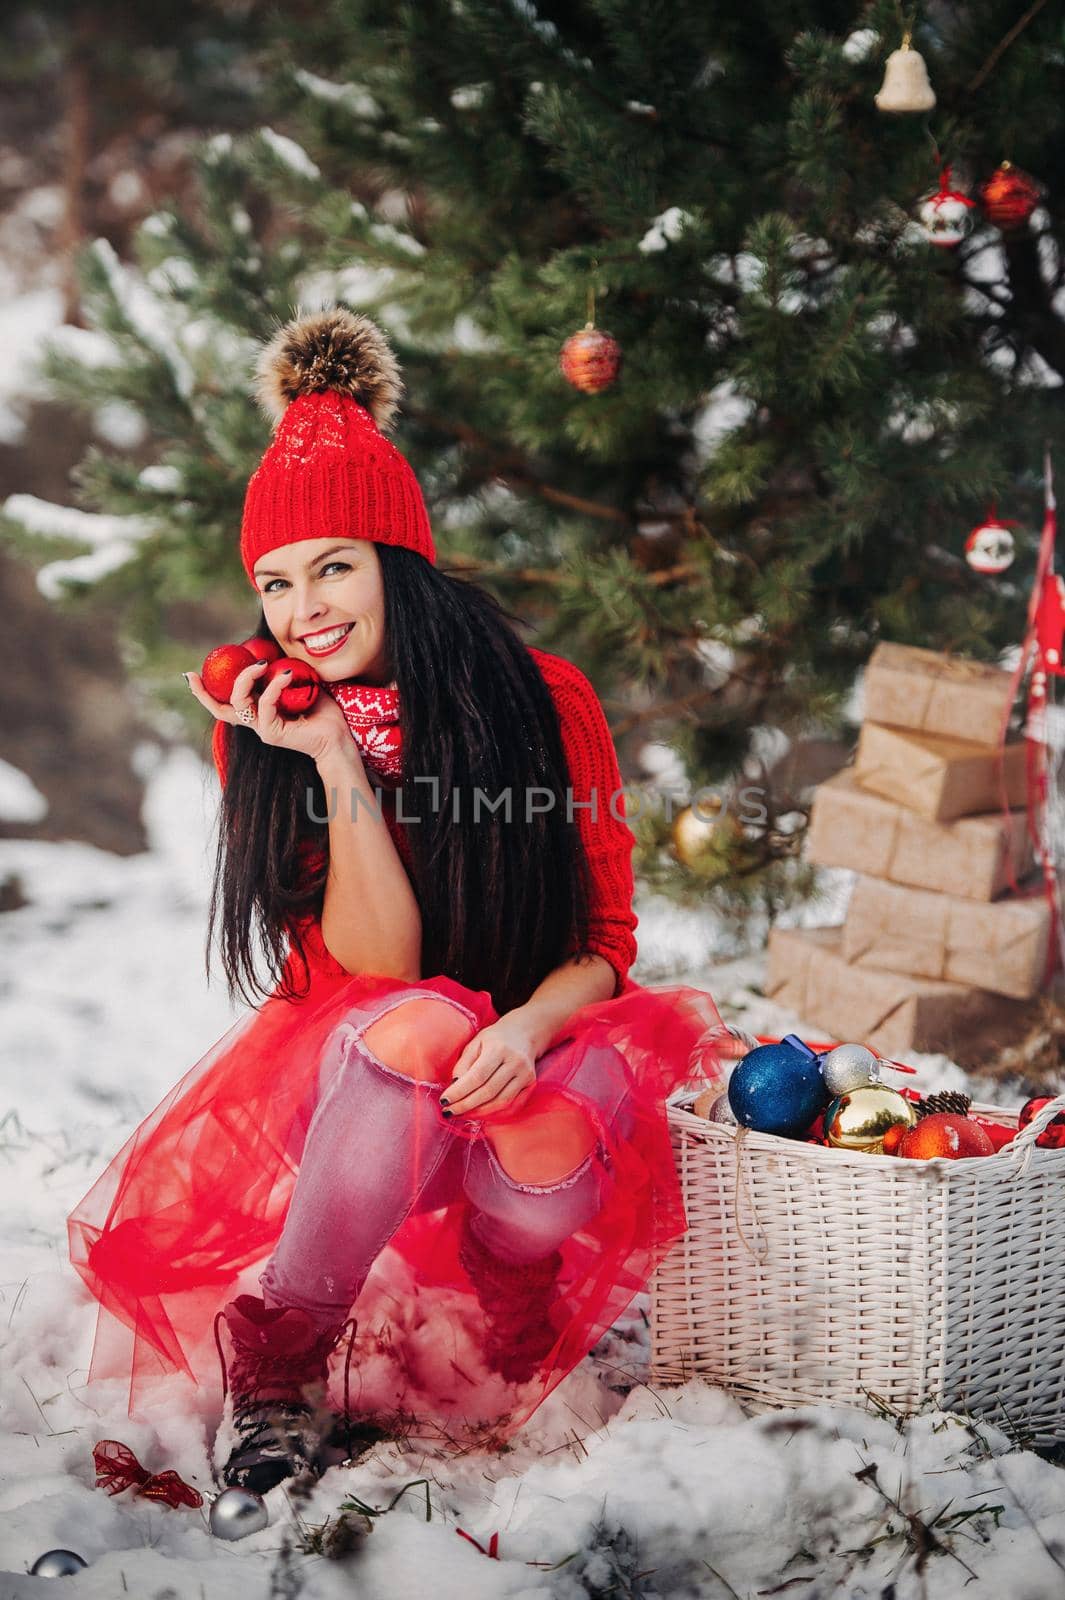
[207,544,594,1013]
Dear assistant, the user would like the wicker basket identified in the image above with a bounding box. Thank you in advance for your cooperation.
[649,1084,1065,1446]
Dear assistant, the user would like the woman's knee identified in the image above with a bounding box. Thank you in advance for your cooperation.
[485,1089,599,1184]
[361,997,478,1085]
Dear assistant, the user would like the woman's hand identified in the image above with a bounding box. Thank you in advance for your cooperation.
[440,1013,540,1121]
[185,659,357,768]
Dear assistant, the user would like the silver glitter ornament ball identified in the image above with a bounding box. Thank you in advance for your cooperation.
[29,1549,89,1577]
[819,1042,880,1097]
[707,1091,738,1126]
[209,1487,269,1540]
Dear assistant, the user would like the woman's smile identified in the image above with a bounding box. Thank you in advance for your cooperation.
[299,621,355,657]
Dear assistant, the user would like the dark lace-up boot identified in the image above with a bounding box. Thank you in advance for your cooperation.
[458,1211,565,1384]
[213,1294,354,1493]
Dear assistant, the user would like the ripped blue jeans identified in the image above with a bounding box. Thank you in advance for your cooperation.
[258,1001,614,1329]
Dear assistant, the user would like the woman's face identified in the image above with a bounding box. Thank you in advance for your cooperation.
[252,537,391,684]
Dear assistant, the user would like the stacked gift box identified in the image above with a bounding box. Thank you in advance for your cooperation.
[767,642,1052,1060]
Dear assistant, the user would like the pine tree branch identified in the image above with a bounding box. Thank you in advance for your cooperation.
[965,0,1050,94]
[605,666,774,737]
[440,558,703,588]
[410,407,633,524]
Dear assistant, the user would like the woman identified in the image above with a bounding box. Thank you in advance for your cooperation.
[68,308,737,1492]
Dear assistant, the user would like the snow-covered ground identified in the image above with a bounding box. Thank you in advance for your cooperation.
[2,744,1064,1597]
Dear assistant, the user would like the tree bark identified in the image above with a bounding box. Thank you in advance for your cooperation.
[58,10,97,327]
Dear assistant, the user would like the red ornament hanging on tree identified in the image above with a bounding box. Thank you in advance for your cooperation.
[560,325,622,393]
[979,163,1042,232]
[560,281,622,393]
[918,165,976,248]
[965,509,1017,575]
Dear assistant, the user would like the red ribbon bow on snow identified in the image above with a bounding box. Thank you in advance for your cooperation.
[92,1439,203,1509]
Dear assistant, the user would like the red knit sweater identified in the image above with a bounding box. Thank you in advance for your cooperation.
[211,647,638,994]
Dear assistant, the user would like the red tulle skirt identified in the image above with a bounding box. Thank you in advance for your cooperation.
[68,955,727,1449]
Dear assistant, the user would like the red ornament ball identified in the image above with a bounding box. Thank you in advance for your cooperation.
[980,163,1041,231]
[804,1110,828,1145]
[201,643,255,703]
[1018,1096,1065,1149]
[898,1113,994,1160]
[881,1122,908,1156]
[970,1117,1017,1152]
[239,634,283,666]
[559,325,622,394]
[264,656,320,717]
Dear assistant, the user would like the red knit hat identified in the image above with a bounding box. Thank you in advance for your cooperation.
[239,307,435,587]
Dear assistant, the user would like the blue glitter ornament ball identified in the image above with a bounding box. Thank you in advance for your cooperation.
[727,1035,828,1136]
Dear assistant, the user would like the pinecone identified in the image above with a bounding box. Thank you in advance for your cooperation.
[915,1090,973,1120]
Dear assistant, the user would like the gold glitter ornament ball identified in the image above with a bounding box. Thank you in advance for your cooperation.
[824,1085,917,1154]
[559,325,622,393]
[671,799,723,866]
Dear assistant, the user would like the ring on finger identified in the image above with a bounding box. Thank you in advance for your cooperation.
[236,705,257,727]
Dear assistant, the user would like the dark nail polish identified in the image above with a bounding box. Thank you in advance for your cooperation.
[439,1097,449,1107]
[182,673,190,686]
[441,1109,452,1119]
[282,668,293,675]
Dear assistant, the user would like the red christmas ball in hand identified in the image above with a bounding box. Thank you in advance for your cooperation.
[239,635,283,666]
[898,1113,994,1160]
[1018,1097,1065,1149]
[201,644,255,703]
[264,657,320,717]
[560,326,622,393]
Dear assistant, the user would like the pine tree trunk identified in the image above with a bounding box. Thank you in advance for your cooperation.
[58,10,96,328]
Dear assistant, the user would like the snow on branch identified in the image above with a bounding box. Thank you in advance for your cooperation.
[91,239,196,401]
[257,128,321,181]
[2,493,155,599]
[294,68,381,120]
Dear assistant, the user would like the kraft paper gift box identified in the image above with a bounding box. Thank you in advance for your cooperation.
[862,641,1018,747]
[805,768,1033,900]
[841,876,1051,1000]
[766,925,1031,1059]
[853,721,1028,822]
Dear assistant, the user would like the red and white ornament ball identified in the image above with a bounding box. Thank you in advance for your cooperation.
[918,169,976,248]
[559,325,623,393]
[965,514,1016,575]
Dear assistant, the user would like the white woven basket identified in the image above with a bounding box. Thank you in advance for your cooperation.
[649,1086,1065,1446]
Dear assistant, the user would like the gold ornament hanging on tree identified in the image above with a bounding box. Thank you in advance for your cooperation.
[671,799,724,867]
[875,33,936,113]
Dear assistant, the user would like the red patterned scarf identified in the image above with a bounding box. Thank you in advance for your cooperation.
[326,678,403,781]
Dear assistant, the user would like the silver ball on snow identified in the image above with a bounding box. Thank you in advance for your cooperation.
[819,1042,880,1096]
[30,1549,89,1577]
[209,1486,269,1540]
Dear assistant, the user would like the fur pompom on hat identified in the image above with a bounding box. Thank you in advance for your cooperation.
[239,306,435,586]
[253,307,403,431]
